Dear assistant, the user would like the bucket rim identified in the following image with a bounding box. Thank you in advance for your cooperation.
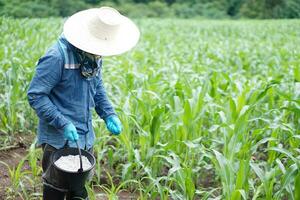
[52,147,96,174]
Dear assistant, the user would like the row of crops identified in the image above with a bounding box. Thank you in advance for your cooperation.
[0,17,300,199]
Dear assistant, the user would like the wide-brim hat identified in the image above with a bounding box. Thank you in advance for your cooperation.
[63,7,140,56]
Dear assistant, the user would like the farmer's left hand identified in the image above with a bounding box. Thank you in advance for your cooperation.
[105,115,122,135]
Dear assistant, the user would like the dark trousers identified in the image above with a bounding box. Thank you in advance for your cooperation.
[43,184,88,200]
[42,143,91,200]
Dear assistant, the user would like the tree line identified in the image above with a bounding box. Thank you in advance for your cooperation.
[0,0,299,18]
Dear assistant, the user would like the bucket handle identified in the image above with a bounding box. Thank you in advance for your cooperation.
[75,140,83,173]
[63,140,83,173]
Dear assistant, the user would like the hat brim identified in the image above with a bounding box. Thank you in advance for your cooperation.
[63,8,140,56]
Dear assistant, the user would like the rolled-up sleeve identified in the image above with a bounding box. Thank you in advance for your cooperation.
[94,74,116,120]
[27,53,70,129]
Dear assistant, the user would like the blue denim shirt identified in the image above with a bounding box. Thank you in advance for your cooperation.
[27,36,116,149]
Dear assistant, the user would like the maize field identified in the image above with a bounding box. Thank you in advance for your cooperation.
[0,17,300,199]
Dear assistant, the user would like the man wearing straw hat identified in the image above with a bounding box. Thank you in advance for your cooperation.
[27,7,140,200]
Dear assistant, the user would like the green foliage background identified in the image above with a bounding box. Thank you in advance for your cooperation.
[1,17,300,199]
[0,0,300,18]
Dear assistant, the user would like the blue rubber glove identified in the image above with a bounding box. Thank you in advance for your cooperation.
[105,115,122,135]
[63,123,79,141]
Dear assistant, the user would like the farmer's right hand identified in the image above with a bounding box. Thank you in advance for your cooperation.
[63,123,79,141]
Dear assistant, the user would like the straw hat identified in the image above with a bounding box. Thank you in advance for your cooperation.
[63,7,140,56]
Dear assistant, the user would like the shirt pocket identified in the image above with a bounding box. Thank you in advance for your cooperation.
[61,68,85,104]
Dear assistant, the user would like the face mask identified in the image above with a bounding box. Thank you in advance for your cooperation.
[76,49,102,79]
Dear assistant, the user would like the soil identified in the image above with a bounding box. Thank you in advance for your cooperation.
[0,146,28,200]
[0,134,137,200]
[93,186,138,200]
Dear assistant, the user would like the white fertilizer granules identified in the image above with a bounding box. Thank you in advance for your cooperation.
[54,155,92,172]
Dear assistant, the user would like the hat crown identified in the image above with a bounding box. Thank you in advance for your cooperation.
[89,7,123,41]
[98,7,122,26]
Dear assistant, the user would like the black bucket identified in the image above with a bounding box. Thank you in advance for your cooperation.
[51,141,96,191]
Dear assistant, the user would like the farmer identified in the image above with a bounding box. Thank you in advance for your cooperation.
[27,7,140,200]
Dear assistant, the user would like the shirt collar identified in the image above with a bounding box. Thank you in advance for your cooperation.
[59,33,78,53]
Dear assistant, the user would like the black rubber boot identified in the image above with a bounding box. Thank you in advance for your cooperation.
[43,184,65,200]
[66,187,89,200]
